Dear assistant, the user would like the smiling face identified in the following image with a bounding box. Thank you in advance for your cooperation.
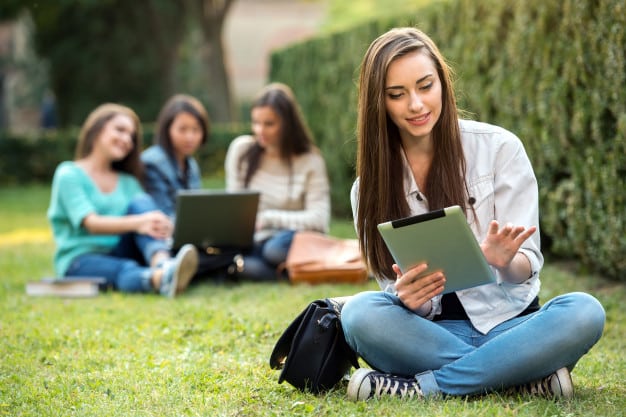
[169,111,203,160]
[94,113,136,162]
[251,105,282,153]
[384,50,442,144]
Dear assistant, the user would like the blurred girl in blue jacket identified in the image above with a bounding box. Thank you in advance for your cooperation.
[141,94,210,218]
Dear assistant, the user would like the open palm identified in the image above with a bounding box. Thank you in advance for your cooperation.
[480,220,536,270]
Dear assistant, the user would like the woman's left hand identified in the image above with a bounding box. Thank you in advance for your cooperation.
[480,220,535,270]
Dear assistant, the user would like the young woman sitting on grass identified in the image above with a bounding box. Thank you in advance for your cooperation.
[341,27,605,401]
[141,94,210,219]
[47,103,198,297]
[224,83,331,281]
[141,94,246,281]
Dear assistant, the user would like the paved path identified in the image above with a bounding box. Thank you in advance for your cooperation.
[224,0,327,99]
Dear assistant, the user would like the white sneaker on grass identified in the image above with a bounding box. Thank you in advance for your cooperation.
[508,367,574,399]
[159,244,198,298]
[347,368,424,401]
[349,367,573,402]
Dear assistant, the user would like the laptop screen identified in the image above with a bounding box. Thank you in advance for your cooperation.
[171,190,260,251]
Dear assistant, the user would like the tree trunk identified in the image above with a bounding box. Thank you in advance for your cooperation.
[143,0,187,102]
[193,0,236,123]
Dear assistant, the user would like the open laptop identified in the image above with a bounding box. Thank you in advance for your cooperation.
[171,189,260,252]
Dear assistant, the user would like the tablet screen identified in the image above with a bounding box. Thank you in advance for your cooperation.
[377,206,495,294]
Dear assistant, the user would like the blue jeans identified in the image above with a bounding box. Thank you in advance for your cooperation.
[65,195,170,293]
[341,291,605,396]
[238,230,295,281]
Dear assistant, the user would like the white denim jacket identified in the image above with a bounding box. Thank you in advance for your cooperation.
[351,119,543,334]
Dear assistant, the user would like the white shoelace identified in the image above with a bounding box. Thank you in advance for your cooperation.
[372,375,423,399]
[527,375,552,396]
[509,374,554,397]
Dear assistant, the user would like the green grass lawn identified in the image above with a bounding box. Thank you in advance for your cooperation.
[0,184,624,416]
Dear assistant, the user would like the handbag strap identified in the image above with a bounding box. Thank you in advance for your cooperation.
[326,296,351,317]
[326,296,360,369]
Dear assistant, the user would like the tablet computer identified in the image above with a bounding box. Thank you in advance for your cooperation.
[377,205,495,294]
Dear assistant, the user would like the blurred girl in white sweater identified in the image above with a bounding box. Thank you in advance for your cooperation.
[225,83,330,281]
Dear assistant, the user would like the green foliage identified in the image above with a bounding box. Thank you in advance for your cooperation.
[21,0,188,126]
[0,123,248,184]
[195,123,250,177]
[0,184,624,416]
[269,0,626,280]
[321,0,444,33]
[8,0,236,127]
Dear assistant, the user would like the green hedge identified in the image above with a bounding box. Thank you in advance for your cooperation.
[269,0,625,280]
[0,123,248,184]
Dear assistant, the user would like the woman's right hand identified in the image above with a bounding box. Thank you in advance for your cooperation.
[136,211,173,240]
[393,263,445,313]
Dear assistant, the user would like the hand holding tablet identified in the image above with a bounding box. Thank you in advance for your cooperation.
[377,206,496,294]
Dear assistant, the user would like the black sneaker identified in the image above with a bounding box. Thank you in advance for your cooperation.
[508,367,574,399]
[347,368,424,401]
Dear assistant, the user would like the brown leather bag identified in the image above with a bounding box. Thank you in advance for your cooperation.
[285,231,369,284]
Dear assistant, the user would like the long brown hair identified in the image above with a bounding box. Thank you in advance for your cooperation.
[239,83,314,187]
[356,27,468,279]
[75,103,143,179]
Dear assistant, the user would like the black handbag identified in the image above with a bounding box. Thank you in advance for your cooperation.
[269,296,359,393]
